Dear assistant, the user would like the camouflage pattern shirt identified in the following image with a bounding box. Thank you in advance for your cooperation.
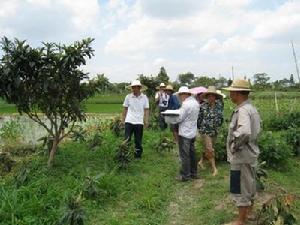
[197,100,224,137]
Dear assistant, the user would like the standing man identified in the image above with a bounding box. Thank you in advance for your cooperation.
[224,79,261,225]
[197,86,223,176]
[122,80,149,159]
[174,86,200,181]
[155,83,169,130]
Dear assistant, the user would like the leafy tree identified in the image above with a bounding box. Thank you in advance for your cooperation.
[253,73,271,89]
[0,37,96,167]
[157,66,169,84]
[192,76,216,88]
[90,74,112,93]
[178,72,195,86]
[139,74,159,97]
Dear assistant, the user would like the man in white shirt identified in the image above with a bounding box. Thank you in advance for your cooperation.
[176,86,200,181]
[155,83,169,130]
[122,80,150,159]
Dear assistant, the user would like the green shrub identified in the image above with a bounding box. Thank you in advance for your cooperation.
[0,120,23,144]
[259,131,293,169]
[285,128,300,155]
[214,125,228,161]
[264,112,300,131]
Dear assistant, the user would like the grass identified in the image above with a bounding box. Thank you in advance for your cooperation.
[1,128,300,225]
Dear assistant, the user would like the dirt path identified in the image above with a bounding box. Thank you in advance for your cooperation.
[166,179,205,225]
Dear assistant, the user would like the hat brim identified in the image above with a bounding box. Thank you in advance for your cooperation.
[203,92,223,98]
[126,85,147,91]
[223,87,253,92]
[175,91,191,95]
[165,88,174,92]
[156,86,166,90]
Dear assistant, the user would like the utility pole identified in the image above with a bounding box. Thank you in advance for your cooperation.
[291,40,300,84]
[231,66,234,80]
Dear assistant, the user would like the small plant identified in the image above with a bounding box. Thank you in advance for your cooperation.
[58,195,85,225]
[110,117,123,137]
[82,172,106,200]
[256,193,298,225]
[0,120,23,144]
[70,125,87,142]
[256,161,268,191]
[0,152,15,175]
[153,135,175,153]
[15,167,30,188]
[114,139,133,169]
[87,132,103,150]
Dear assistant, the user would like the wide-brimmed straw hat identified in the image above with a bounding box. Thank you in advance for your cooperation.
[203,86,223,99]
[126,80,147,91]
[223,79,252,92]
[130,80,142,87]
[176,86,191,95]
[156,82,166,90]
[165,85,174,92]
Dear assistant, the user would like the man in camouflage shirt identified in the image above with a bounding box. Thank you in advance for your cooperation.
[197,86,224,176]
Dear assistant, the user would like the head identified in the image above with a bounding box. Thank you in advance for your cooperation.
[207,93,217,104]
[179,93,191,102]
[229,91,249,105]
[165,89,173,96]
[159,86,166,93]
[131,85,142,95]
[196,93,205,103]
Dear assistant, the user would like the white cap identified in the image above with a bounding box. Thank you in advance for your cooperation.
[130,80,142,87]
[159,83,166,87]
[177,86,191,95]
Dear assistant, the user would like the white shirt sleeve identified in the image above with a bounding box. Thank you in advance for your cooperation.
[123,95,129,107]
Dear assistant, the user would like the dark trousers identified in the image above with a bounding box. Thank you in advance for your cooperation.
[178,136,197,179]
[159,107,168,130]
[125,123,144,158]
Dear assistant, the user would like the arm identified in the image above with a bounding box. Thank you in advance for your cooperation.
[232,108,251,150]
[122,107,128,124]
[144,108,149,128]
[176,103,188,124]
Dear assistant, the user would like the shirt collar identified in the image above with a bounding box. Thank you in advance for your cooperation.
[130,93,143,98]
[234,99,250,112]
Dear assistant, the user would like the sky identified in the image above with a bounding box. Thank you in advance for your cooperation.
[0,0,300,82]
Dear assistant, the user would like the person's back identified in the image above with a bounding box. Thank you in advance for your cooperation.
[178,96,199,139]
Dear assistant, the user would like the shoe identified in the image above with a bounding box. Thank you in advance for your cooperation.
[175,175,190,182]
[191,175,200,180]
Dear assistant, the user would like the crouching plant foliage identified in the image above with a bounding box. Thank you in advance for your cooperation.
[0,37,97,167]
[256,193,298,225]
[153,135,175,153]
[114,140,133,169]
[0,152,15,175]
[58,195,85,225]
[82,172,107,200]
[256,161,268,191]
[110,117,123,137]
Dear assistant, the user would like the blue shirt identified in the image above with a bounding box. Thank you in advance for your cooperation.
[167,94,181,110]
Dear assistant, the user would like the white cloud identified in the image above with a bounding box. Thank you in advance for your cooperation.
[0,0,18,17]
[201,36,258,53]
[61,0,101,31]
[252,1,300,40]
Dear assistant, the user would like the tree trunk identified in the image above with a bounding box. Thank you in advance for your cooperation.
[47,137,59,167]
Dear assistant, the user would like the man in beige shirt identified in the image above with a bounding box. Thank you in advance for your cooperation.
[224,79,261,225]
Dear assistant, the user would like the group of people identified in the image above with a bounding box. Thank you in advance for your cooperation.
[121,79,261,225]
